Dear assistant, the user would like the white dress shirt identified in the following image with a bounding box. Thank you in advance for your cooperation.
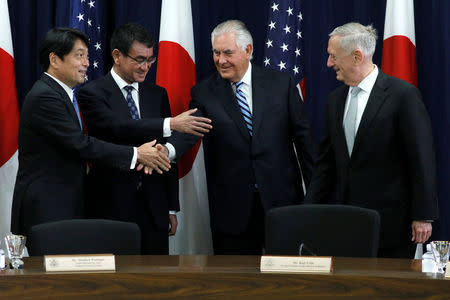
[45,72,75,103]
[46,72,138,169]
[343,65,379,133]
[231,62,253,113]
[110,68,176,161]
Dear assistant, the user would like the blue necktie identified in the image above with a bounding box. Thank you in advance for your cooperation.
[124,85,142,189]
[72,93,83,130]
[235,81,253,136]
[344,86,361,155]
[123,85,140,120]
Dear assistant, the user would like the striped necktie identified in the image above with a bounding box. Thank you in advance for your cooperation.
[235,81,253,136]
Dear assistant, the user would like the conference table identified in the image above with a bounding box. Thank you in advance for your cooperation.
[0,255,448,299]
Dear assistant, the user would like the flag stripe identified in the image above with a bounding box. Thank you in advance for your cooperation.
[381,36,417,86]
[0,0,13,56]
[157,41,196,115]
[158,0,195,62]
[157,0,213,255]
[0,0,19,245]
[156,41,198,178]
[0,49,19,165]
[383,0,416,45]
[382,0,417,86]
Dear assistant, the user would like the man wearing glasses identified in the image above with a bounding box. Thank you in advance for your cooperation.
[77,23,212,254]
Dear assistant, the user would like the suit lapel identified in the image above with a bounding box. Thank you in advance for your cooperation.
[216,74,251,141]
[352,72,388,155]
[251,67,266,136]
[138,83,149,118]
[41,74,81,129]
[138,83,159,118]
[104,73,134,119]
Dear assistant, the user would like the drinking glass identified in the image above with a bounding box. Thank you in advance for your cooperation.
[430,241,450,274]
[5,234,26,269]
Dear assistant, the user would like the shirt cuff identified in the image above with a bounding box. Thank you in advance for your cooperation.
[169,210,177,215]
[163,118,172,137]
[130,147,137,169]
[165,142,176,162]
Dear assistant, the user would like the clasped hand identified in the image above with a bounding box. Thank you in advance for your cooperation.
[136,140,171,174]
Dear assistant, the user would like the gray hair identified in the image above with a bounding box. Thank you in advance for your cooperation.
[211,20,253,59]
[329,22,378,57]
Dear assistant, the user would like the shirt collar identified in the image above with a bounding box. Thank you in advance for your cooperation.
[354,64,378,94]
[111,67,139,92]
[230,62,252,87]
[45,72,74,102]
[241,62,252,86]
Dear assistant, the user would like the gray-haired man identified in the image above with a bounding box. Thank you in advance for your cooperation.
[305,22,439,258]
[174,19,316,254]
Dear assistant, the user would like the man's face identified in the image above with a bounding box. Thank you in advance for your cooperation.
[327,35,356,85]
[114,41,154,84]
[56,39,89,88]
[212,32,252,83]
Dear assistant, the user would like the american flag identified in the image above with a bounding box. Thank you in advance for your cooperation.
[263,0,306,100]
[69,0,106,82]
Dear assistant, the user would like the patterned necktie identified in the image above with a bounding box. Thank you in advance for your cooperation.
[235,81,253,136]
[344,86,361,155]
[124,85,142,189]
[123,85,140,120]
[72,93,83,130]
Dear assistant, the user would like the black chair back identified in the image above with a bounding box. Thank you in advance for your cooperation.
[265,204,380,257]
[29,219,141,256]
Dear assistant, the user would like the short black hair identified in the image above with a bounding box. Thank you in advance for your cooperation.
[39,27,89,71]
[110,23,155,56]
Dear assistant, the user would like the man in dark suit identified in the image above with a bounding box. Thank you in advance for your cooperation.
[77,23,212,254]
[305,22,439,258]
[11,28,171,238]
[173,20,315,254]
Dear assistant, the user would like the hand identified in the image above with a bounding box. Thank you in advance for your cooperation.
[137,144,168,174]
[136,163,157,175]
[157,143,169,157]
[170,108,212,137]
[411,221,432,243]
[169,214,178,236]
[136,140,171,174]
[143,144,169,175]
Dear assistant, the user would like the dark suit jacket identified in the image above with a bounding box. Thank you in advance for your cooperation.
[77,73,179,231]
[305,70,439,248]
[11,74,133,235]
[173,65,315,235]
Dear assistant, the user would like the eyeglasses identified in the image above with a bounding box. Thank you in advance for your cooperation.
[126,54,157,66]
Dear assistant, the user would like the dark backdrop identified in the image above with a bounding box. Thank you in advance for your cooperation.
[8,0,449,240]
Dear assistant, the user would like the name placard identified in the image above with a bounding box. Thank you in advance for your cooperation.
[44,254,115,272]
[446,262,450,278]
[260,256,332,273]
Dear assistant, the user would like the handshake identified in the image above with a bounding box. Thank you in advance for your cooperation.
[136,140,171,175]
[135,108,213,175]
